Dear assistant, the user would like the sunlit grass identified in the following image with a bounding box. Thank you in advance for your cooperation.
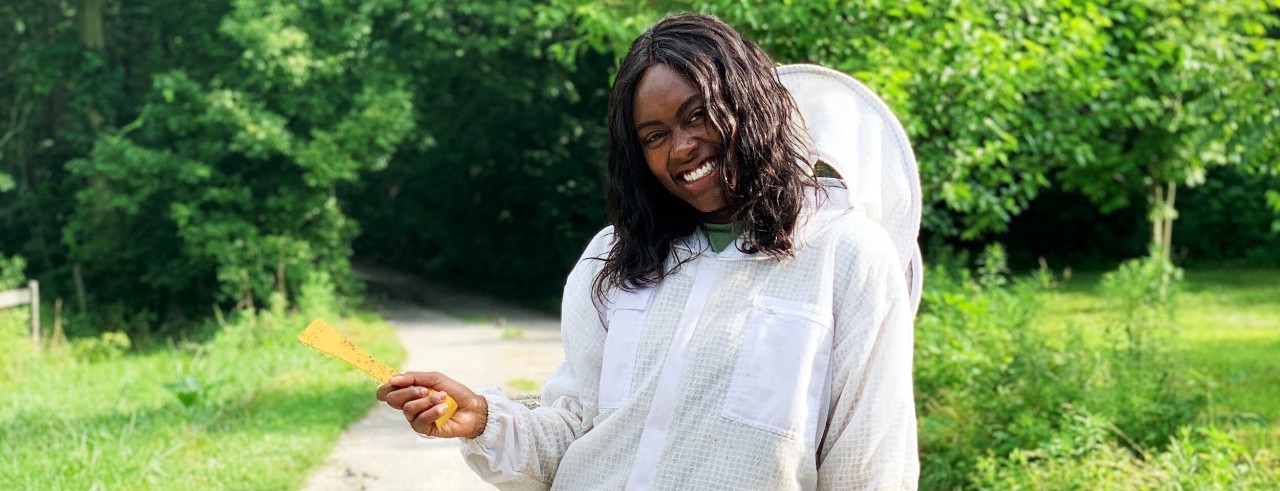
[0,312,403,490]
[1034,267,1280,451]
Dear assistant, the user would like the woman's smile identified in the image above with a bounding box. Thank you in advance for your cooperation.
[678,157,716,184]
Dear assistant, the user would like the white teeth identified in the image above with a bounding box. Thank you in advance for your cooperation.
[681,161,713,182]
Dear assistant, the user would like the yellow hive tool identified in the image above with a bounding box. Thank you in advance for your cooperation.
[298,319,458,430]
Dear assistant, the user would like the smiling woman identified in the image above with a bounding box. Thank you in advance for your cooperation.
[377,12,920,490]
[631,65,729,221]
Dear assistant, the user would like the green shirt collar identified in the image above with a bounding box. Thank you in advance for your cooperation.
[701,221,741,253]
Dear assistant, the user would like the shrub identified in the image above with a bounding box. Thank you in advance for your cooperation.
[1094,254,1202,451]
[916,245,1097,489]
[0,254,24,290]
[296,270,339,321]
[69,331,132,363]
[975,414,1279,489]
[916,246,1211,488]
[0,254,35,380]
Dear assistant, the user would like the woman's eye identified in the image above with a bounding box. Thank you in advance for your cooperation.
[689,109,705,124]
[643,132,665,146]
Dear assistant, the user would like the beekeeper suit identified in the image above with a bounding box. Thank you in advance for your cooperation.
[460,65,923,491]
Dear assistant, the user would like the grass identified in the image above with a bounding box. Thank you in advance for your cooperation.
[506,377,541,394]
[0,310,404,490]
[441,309,493,324]
[1034,266,1280,450]
[500,326,526,340]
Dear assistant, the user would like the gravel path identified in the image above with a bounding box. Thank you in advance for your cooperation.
[301,266,563,491]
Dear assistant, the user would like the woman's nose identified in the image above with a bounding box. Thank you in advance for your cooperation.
[671,130,697,160]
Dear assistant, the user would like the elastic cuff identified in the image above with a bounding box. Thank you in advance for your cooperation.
[461,386,508,453]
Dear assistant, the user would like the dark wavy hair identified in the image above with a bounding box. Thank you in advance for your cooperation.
[592,13,815,303]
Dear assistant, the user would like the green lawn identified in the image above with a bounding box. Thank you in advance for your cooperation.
[0,312,404,490]
[1035,267,1280,451]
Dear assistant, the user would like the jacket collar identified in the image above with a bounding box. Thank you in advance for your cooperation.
[672,178,857,262]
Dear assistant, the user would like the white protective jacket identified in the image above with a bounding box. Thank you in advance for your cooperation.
[461,181,919,490]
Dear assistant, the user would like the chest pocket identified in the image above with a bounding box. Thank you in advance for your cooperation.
[599,287,655,410]
[722,296,833,447]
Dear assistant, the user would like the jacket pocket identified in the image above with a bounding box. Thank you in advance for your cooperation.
[722,296,833,446]
[599,287,655,410]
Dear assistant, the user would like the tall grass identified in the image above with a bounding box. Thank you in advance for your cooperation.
[1039,266,1280,454]
[0,294,403,490]
[916,247,1279,489]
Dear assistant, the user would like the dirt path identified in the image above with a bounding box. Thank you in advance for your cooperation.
[301,265,563,491]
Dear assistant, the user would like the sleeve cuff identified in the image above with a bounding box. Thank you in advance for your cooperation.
[459,385,539,483]
[461,385,510,453]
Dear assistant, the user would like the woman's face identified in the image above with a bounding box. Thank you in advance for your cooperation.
[632,64,732,224]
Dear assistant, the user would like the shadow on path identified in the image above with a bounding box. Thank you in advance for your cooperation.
[355,263,558,328]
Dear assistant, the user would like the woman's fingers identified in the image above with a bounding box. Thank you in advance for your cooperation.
[389,371,449,390]
[375,370,487,438]
[375,383,396,402]
[402,392,451,435]
[401,390,449,418]
[384,386,433,410]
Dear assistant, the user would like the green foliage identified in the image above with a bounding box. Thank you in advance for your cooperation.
[347,0,614,299]
[0,311,32,383]
[507,377,541,393]
[0,310,404,490]
[295,270,339,322]
[976,417,1279,489]
[164,375,203,408]
[1097,255,1204,451]
[977,243,1010,289]
[0,254,26,290]
[1100,255,1183,363]
[4,0,1277,333]
[500,326,526,340]
[913,250,1219,488]
[68,330,132,363]
[0,255,33,381]
[915,262,1091,488]
[545,0,1280,242]
[54,0,415,335]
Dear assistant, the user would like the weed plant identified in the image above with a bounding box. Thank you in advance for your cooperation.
[916,246,1273,489]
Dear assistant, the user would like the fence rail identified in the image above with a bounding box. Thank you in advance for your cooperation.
[0,280,40,349]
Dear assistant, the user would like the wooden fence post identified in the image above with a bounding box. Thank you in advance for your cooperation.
[29,280,40,350]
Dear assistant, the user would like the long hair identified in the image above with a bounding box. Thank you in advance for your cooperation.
[592,13,814,304]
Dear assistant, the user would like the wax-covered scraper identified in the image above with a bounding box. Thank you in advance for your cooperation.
[298,318,458,429]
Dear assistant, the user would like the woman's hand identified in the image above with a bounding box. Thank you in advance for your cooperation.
[377,371,488,439]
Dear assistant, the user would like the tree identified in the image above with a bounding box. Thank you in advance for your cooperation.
[1048,0,1280,259]
[553,0,1280,254]
[61,0,415,332]
[345,0,617,300]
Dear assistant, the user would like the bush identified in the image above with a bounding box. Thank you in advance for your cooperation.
[0,254,33,381]
[975,414,1279,489]
[1095,255,1202,451]
[916,246,1210,488]
[0,311,31,383]
[68,331,132,363]
[0,254,24,290]
[916,245,1097,489]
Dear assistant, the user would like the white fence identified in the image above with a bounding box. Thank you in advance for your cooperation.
[0,280,40,349]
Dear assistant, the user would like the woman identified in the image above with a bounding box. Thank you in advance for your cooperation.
[378,13,919,490]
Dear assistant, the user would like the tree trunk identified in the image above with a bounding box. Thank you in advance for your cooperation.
[73,263,87,313]
[78,0,105,50]
[1163,181,1177,258]
[1148,180,1179,260]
